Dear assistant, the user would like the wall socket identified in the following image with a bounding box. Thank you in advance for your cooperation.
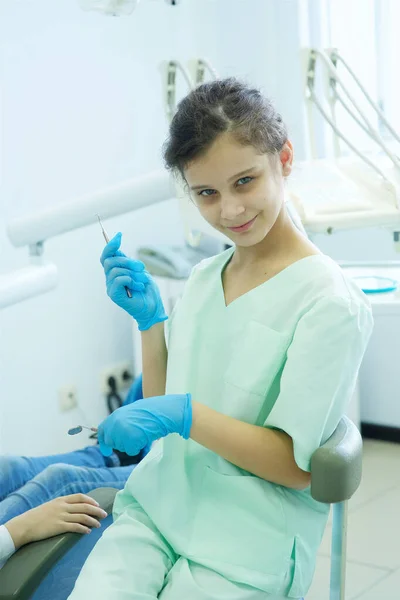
[100,361,133,395]
[59,385,78,412]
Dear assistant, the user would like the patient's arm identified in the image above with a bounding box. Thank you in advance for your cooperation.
[5,494,107,551]
[140,322,168,397]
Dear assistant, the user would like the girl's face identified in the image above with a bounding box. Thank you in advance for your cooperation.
[184,132,293,248]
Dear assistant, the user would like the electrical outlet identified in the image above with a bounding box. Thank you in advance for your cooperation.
[59,385,78,412]
[100,361,133,395]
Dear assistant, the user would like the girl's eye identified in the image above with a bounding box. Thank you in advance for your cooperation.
[236,176,254,186]
[198,189,216,197]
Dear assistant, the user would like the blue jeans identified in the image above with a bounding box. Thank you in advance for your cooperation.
[0,446,134,525]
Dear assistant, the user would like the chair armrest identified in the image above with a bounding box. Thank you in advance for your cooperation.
[0,487,118,600]
[311,416,363,504]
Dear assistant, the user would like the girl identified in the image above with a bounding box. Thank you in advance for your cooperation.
[69,78,373,599]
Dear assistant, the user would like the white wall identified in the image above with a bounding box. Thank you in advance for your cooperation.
[0,0,313,455]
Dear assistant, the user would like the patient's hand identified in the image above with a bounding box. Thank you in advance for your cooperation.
[5,493,108,549]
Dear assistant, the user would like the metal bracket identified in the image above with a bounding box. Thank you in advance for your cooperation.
[164,60,193,123]
[393,232,400,253]
[28,241,44,257]
[327,47,339,102]
[305,49,317,99]
[190,58,218,86]
[194,59,207,86]
[165,60,178,123]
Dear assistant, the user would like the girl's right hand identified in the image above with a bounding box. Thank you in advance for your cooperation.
[100,233,167,331]
[5,494,108,549]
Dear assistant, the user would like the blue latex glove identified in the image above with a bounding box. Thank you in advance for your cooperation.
[100,233,168,331]
[98,393,192,457]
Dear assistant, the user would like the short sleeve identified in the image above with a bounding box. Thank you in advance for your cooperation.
[264,296,373,472]
[0,524,16,569]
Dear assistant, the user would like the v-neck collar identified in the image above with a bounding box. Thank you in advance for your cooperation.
[219,247,329,309]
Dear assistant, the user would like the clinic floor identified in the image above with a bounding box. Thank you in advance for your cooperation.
[307,438,400,599]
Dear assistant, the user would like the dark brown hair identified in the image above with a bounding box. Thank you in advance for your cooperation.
[163,77,288,175]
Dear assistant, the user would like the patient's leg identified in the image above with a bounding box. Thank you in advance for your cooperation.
[68,500,176,600]
[0,463,134,524]
[0,445,116,502]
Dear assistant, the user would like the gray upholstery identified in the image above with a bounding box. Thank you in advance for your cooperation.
[0,487,118,600]
[311,416,363,504]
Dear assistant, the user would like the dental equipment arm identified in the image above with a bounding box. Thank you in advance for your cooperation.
[1,170,174,309]
[0,264,58,310]
[292,47,400,237]
[307,48,400,173]
[7,171,174,249]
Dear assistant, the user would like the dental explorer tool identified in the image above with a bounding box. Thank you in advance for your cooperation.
[96,214,132,298]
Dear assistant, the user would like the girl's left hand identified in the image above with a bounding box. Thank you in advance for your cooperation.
[97,394,193,457]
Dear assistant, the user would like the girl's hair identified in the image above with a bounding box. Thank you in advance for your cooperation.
[163,77,288,175]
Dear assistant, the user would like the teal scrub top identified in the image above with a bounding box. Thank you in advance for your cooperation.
[115,248,373,598]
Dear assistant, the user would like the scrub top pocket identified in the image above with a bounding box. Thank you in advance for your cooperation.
[224,321,290,396]
[222,321,291,423]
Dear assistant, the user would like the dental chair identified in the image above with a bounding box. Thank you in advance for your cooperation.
[0,487,118,600]
[0,416,362,600]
